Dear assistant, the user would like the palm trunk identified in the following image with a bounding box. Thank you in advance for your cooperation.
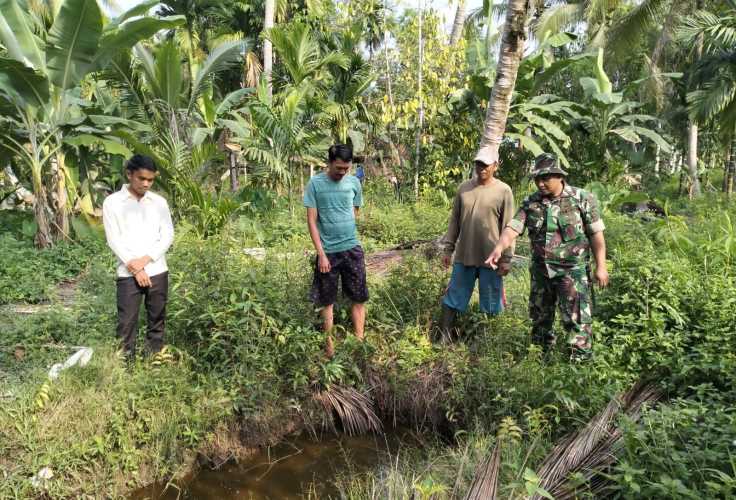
[687,124,701,197]
[449,0,467,45]
[413,0,425,199]
[726,138,736,197]
[264,0,275,99]
[479,0,532,155]
[383,24,402,171]
[687,0,704,197]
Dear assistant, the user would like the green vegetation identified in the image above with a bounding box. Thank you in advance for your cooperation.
[2,0,736,498]
[3,190,736,498]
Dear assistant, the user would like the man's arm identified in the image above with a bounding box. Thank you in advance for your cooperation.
[102,200,136,270]
[441,194,462,268]
[590,231,609,287]
[307,207,330,273]
[135,199,175,272]
[485,227,520,269]
[496,188,516,275]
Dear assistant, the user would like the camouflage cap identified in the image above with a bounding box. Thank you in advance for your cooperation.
[532,153,568,177]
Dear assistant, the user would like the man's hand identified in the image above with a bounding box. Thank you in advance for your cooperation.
[318,253,331,273]
[485,246,504,269]
[126,256,152,274]
[135,270,152,288]
[442,254,452,269]
[497,260,511,276]
[594,266,609,288]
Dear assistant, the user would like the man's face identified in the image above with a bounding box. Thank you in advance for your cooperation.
[328,159,351,181]
[127,168,156,197]
[475,160,498,181]
[534,174,564,196]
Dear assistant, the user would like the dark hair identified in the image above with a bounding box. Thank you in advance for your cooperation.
[125,154,157,173]
[328,144,353,163]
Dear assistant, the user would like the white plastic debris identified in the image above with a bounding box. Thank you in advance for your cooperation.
[30,467,53,488]
[48,347,93,380]
[243,247,266,260]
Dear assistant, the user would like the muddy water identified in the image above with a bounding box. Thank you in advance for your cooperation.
[132,430,413,499]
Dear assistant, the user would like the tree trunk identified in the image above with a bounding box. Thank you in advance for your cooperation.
[449,0,467,45]
[30,164,53,248]
[413,0,425,199]
[264,0,275,99]
[229,151,239,192]
[52,152,70,242]
[383,24,402,171]
[479,0,531,157]
[727,138,736,197]
[687,123,701,197]
[686,0,704,197]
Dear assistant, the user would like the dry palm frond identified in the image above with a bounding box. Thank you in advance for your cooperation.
[464,443,501,500]
[313,385,382,436]
[531,380,663,500]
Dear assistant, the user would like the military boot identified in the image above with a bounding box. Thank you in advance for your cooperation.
[438,304,457,343]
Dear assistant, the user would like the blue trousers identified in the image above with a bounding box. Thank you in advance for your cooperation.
[443,263,503,315]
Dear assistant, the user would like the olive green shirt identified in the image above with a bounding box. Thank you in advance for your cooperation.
[442,179,515,267]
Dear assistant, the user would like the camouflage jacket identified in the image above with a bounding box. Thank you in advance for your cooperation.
[507,184,605,278]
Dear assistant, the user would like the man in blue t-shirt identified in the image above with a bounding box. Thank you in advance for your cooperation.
[304,144,367,356]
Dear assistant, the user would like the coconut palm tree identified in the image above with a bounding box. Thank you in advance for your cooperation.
[478,0,533,156]
[681,0,736,193]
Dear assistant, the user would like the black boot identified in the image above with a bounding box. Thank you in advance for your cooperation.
[438,304,457,343]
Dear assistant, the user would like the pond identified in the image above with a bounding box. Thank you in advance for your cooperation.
[132,428,415,499]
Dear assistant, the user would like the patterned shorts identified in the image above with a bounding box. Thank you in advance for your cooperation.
[310,246,369,306]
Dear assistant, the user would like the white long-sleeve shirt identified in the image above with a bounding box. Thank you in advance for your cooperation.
[102,185,174,278]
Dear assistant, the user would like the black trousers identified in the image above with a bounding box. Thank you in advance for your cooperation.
[116,272,168,356]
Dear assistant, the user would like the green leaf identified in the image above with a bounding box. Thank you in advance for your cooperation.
[611,126,642,143]
[88,115,152,132]
[188,39,249,113]
[93,16,186,71]
[0,0,46,70]
[216,88,254,115]
[629,125,672,152]
[507,132,545,156]
[108,0,161,29]
[594,47,612,94]
[0,57,50,109]
[64,134,133,157]
[580,77,601,98]
[46,0,103,89]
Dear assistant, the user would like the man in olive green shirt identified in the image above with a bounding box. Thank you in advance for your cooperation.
[439,147,515,341]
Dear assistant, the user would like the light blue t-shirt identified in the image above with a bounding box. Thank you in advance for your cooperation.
[304,172,363,254]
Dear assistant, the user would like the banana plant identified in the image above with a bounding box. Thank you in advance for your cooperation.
[574,48,672,177]
[0,0,184,246]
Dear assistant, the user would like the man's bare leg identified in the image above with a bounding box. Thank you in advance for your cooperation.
[321,304,335,357]
[351,302,366,340]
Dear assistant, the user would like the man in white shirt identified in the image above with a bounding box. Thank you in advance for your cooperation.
[102,155,174,360]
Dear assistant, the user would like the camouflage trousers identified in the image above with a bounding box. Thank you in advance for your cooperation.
[529,265,593,353]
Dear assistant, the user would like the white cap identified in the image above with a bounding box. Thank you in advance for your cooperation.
[473,146,499,165]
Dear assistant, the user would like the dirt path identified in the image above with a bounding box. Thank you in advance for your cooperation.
[2,278,79,315]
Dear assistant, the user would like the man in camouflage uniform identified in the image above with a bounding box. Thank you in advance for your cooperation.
[486,153,609,358]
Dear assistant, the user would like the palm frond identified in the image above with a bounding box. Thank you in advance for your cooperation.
[188,38,248,114]
[535,3,585,40]
[532,381,662,500]
[688,76,736,123]
[606,0,670,57]
[313,384,382,436]
[464,443,500,500]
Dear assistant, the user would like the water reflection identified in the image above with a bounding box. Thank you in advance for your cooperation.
[132,430,410,499]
